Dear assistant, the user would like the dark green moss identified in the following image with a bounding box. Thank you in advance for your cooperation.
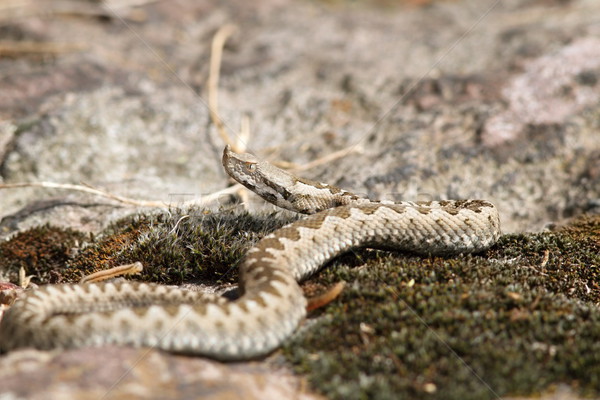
[0,208,297,285]
[282,215,600,399]
[67,208,297,284]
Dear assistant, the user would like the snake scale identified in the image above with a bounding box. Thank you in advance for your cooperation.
[0,146,501,360]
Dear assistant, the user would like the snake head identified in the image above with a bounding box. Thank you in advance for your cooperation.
[222,145,259,177]
[221,145,359,214]
[222,145,298,208]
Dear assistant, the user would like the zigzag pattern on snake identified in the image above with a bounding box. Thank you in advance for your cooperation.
[0,146,501,360]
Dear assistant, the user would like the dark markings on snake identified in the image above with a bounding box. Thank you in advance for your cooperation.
[164,305,184,317]
[132,308,149,318]
[258,237,287,250]
[263,179,294,200]
[358,203,382,215]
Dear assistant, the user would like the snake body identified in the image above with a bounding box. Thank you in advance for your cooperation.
[0,146,501,359]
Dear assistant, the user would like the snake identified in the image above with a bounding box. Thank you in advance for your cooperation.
[0,146,501,360]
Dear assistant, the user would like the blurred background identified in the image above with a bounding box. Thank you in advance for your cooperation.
[0,0,598,234]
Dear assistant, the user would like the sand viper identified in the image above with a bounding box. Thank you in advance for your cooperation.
[0,146,501,360]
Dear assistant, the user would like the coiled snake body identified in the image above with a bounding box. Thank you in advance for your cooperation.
[0,146,501,360]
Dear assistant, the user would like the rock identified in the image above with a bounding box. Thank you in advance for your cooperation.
[0,347,321,400]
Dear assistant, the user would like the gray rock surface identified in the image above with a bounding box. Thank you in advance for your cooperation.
[1,0,598,237]
[0,347,320,400]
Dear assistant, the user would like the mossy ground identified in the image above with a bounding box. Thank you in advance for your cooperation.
[67,209,297,285]
[0,225,86,284]
[283,215,600,399]
[0,211,598,399]
[1,209,297,285]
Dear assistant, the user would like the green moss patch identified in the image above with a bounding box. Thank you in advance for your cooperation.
[283,215,600,399]
[0,209,297,286]
[72,208,297,285]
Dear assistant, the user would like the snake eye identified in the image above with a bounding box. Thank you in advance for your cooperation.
[245,162,257,172]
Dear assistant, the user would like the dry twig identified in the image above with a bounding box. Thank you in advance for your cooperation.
[0,41,86,57]
[208,24,241,152]
[80,262,144,283]
[306,281,346,312]
[0,181,242,208]
[18,267,35,289]
[271,144,364,172]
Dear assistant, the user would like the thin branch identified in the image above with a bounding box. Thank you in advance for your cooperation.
[306,281,346,312]
[0,181,243,208]
[237,113,251,152]
[296,144,363,172]
[80,262,144,284]
[0,181,161,207]
[207,24,357,175]
[271,144,364,172]
[179,184,243,208]
[0,41,86,57]
[208,24,241,152]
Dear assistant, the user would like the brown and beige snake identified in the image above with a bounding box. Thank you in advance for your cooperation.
[0,146,501,360]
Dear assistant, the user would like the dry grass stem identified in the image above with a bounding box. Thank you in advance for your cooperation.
[18,267,35,289]
[208,24,242,152]
[306,281,346,312]
[271,144,364,172]
[0,41,86,56]
[0,181,242,209]
[80,262,144,283]
[237,114,251,152]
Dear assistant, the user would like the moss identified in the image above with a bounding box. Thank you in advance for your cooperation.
[0,208,297,285]
[67,208,297,285]
[0,225,86,283]
[283,215,600,399]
